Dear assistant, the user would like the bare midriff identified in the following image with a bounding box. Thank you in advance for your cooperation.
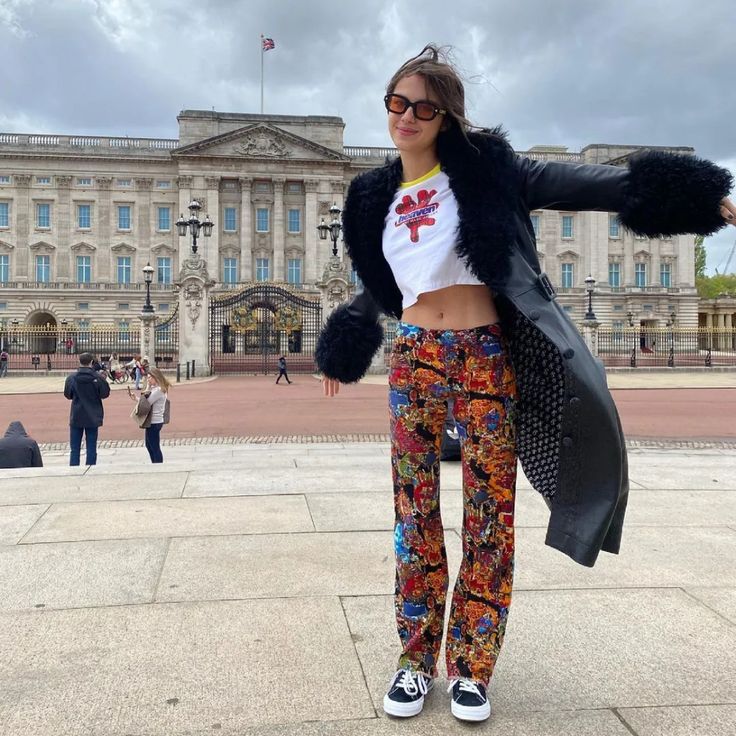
[401,284,500,330]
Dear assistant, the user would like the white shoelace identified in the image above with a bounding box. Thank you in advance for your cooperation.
[447,678,484,698]
[393,669,430,697]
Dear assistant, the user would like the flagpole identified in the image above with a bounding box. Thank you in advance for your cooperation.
[260,34,264,114]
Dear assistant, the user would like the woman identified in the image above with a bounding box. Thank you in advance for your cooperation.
[316,45,734,723]
[129,367,170,463]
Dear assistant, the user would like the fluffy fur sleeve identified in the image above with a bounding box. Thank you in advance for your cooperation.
[619,151,733,237]
[315,291,385,383]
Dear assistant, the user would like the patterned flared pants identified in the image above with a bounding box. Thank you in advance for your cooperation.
[389,321,518,684]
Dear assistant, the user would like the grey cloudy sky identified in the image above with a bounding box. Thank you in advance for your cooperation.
[1,0,734,272]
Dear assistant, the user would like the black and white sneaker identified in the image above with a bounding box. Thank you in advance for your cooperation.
[383,669,434,717]
[447,678,491,721]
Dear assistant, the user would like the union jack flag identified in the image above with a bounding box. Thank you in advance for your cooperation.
[262,37,275,51]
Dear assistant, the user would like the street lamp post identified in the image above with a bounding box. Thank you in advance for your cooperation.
[176,200,214,255]
[627,310,637,368]
[667,309,676,368]
[142,262,155,314]
[317,203,342,257]
[584,274,597,320]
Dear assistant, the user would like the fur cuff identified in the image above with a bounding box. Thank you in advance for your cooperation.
[619,151,733,237]
[315,305,384,383]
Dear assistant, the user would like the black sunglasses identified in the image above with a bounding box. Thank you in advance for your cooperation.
[384,93,447,122]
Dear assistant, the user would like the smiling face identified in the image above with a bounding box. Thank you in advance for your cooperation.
[387,74,445,160]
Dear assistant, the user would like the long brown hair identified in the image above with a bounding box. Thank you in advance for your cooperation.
[147,367,171,393]
[386,44,475,138]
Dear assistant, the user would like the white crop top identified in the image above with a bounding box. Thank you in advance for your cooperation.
[382,164,482,309]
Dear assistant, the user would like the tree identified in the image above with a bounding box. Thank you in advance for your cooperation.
[694,235,706,279]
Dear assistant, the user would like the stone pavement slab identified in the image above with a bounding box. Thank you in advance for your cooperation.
[0,503,48,544]
[0,538,166,611]
[684,586,736,625]
[0,597,374,735]
[618,704,736,736]
[21,495,315,543]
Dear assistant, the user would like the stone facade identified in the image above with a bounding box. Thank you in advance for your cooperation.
[0,112,708,333]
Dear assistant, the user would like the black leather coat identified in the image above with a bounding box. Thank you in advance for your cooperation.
[316,126,732,566]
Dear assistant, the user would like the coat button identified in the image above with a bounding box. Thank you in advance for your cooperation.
[562,436,574,448]
[569,396,581,406]
[529,310,540,321]
[562,348,575,359]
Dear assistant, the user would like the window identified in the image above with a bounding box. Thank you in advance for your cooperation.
[256,257,269,281]
[350,267,362,288]
[287,209,301,233]
[530,214,540,238]
[155,180,171,188]
[77,204,91,229]
[35,254,50,282]
[76,255,91,283]
[157,256,172,284]
[635,262,647,287]
[119,319,130,343]
[0,254,8,282]
[0,202,8,227]
[609,214,620,238]
[117,205,131,230]
[118,303,130,311]
[287,181,302,194]
[116,179,131,187]
[158,303,169,312]
[76,177,92,187]
[78,319,91,343]
[223,257,238,284]
[561,262,574,288]
[287,258,302,285]
[223,207,237,232]
[0,175,10,184]
[0,302,6,309]
[157,207,171,231]
[35,176,51,185]
[36,203,50,228]
[660,262,671,287]
[255,208,269,232]
[77,302,89,310]
[117,256,131,284]
[561,215,574,238]
[255,181,270,193]
[608,262,620,287]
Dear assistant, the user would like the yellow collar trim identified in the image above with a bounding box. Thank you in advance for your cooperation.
[400,163,441,189]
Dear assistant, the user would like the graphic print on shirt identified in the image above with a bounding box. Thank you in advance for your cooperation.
[395,188,439,243]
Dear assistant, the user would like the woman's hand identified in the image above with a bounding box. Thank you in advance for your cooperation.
[721,197,736,225]
[322,376,341,397]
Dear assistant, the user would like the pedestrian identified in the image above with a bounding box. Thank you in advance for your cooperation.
[316,44,735,723]
[128,367,170,463]
[0,421,43,468]
[63,351,110,466]
[275,355,292,384]
[140,355,151,390]
[0,349,8,377]
[130,354,143,390]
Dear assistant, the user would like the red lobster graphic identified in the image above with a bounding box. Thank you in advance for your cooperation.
[395,188,439,243]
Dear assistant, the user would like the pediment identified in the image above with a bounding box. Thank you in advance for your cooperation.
[172,123,349,162]
[634,249,650,259]
[71,241,96,253]
[151,243,176,255]
[558,249,579,259]
[29,241,56,251]
[111,242,136,254]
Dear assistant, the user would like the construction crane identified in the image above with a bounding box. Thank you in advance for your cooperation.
[715,237,736,275]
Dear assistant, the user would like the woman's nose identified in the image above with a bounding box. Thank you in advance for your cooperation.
[400,106,416,123]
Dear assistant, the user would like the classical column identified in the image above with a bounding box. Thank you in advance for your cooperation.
[272,176,285,282]
[239,177,252,281]
[176,252,215,374]
[204,176,220,266]
[96,177,112,281]
[304,179,319,285]
[649,242,660,288]
[56,176,73,280]
[14,174,31,279]
[623,232,634,286]
[177,175,193,266]
[136,178,153,265]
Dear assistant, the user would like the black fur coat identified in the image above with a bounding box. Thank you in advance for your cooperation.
[316,126,732,566]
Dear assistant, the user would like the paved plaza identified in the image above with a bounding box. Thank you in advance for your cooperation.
[1,436,735,735]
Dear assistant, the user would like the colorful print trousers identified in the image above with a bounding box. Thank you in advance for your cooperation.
[389,321,518,684]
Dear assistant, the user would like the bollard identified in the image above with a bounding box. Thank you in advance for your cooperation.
[191,359,196,378]
[176,363,181,383]
[186,361,190,380]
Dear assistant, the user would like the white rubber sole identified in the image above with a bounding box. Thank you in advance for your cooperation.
[451,699,491,722]
[383,693,425,717]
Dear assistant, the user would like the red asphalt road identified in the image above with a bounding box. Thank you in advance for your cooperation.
[1,376,734,443]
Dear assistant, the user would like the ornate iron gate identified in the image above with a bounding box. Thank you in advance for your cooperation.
[155,305,179,368]
[209,284,322,374]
